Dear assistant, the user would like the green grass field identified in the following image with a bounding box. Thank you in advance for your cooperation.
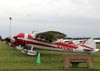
[0,42,100,70]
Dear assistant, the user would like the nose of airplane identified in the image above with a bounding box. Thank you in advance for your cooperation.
[10,37,15,43]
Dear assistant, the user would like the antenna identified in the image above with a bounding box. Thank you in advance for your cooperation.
[9,17,12,37]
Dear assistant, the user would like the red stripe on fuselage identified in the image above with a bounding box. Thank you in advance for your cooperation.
[17,37,78,51]
[26,40,57,48]
[57,42,78,49]
[81,45,93,50]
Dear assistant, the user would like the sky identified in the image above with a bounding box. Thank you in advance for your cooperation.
[0,0,100,38]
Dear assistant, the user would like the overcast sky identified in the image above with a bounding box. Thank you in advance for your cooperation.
[0,0,100,38]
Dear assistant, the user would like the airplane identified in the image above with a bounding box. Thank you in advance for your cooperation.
[5,31,99,56]
[94,39,100,44]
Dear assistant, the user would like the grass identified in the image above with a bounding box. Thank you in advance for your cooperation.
[0,42,100,70]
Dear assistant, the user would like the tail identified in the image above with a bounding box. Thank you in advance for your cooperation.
[84,38,96,49]
[81,38,99,53]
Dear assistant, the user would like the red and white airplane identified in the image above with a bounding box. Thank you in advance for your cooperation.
[7,32,99,55]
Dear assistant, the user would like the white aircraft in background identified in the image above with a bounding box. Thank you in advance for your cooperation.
[94,39,100,43]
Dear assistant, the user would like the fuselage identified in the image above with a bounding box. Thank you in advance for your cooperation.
[11,32,99,53]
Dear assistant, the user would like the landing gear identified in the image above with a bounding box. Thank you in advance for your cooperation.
[16,44,37,56]
[16,45,24,50]
[22,45,37,56]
